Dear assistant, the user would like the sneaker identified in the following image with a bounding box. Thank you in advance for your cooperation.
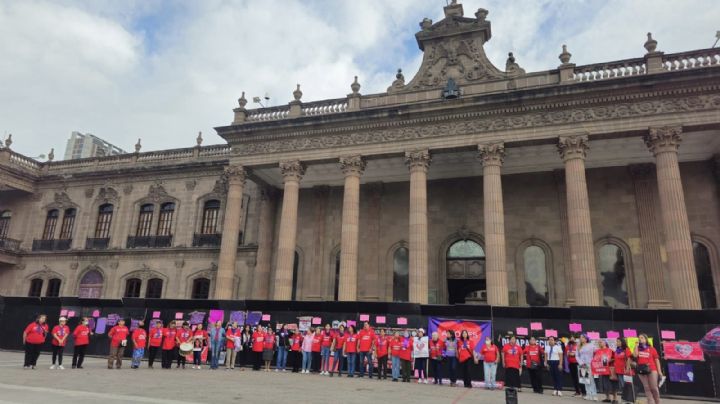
[77,366,83,369]
[418,379,422,384]
[50,365,56,370]
[58,365,64,370]
[558,391,563,397]
[31,366,35,369]
[275,369,279,372]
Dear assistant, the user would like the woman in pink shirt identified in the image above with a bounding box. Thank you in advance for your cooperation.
[301,328,314,374]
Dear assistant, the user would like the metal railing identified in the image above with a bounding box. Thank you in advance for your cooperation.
[126,235,173,249]
[31,239,72,251]
[0,237,21,252]
[85,237,110,250]
[192,233,222,247]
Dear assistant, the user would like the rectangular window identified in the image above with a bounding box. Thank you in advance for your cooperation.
[157,203,175,236]
[136,205,154,237]
[95,211,113,238]
[201,208,219,234]
[42,210,59,240]
[59,209,76,239]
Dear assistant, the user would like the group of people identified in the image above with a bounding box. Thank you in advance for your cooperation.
[22,314,665,403]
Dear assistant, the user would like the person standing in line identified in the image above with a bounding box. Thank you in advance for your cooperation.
[71,317,92,369]
[176,321,192,369]
[22,314,48,369]
[290,329,303,373]
[240,324,252,370]
[301,328,314,374]
[276,324,290,372]
[330,324,347,377]
[375,328,390,380]
[192,323,208,369]
[566,335,584,397]
[343,325,358,377]
[389,330,403,382]
[577,334,598,401]
[502,336,523,390]
[524,336,545,394]
[480,335,500,390]
[208,320,226,370]
[50,317,70,370]
[310,327,322,373]
[107,318,130,369]
[545,336,564,396]
[594,339,614,402]
[413,328,430,384]
[457,329,475,388]
[399,330,414,383]
[262,326,275,372]
[130,320,147,369]
[251,325,265,371]
[612,338,632,404]
[357,322,376,378]
[147,320,163,369]
[443,330,458,386]
[161,320,177,369]
[429,331,444,385]
[225,322,240,370]
[633,333,663,404]
[320,323,333,375]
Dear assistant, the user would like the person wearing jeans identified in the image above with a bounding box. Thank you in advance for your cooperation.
[480,336,499,389]
[390,331,403,381]
[301,329,314,373]
[357,322,375,378]
[343,326,358,377]
[443,330,458,386]
[577,335,598,401]
[330,324,347,377]
[276,325,290,371]
[208,321,225,370]
[130,320,147,369]
[545,336,564,396]
[320,324,333,375]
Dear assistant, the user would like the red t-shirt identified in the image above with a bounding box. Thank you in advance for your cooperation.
[226,328,239,349]
[321,331,333,347]
[149,327,164,347]
[398,337,413,361]
[193,330,207,348]
[162,328,177,350]
[251,331,264,352]
[177,329,192,344]
[376,335,389,357]
[333,333,347,351]
[458,339,475,363]
[358,329,375,352]
[524,344,544,367]
[132,328,147,347]
[592,348,614,376]
[108,325,129,348]
[502,344,522,369]
[429,339,444,359]
[73,325,91,346]
[390,337,402,357]
[566,343,578,364]
[291,334,302,351]
[51,325,70,347]
[635,346,659,372]
[311,334,322,352]
[614,348,632,375]
[24,322,48,345]
[263,332,275,350]
[480,343,499,363]
[344,334,358,353]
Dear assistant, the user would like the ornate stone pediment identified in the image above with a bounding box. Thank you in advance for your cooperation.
[46,192,77,210]
[95,187,119,205]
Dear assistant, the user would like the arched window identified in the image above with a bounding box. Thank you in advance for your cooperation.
[124,278,142,298]
[0,210,11,238]
[201,200,220,234]
[333,251,340,301]
[157,202,175,236]
[446,239,485,304]
[291,251,300,301]
[28,278,43,297]
[524,246,549,306]
[95,204,114,239]
[46,278,62,297]
[78,270,103,298]
[146,278,163,299]
[393,247,409,302]
[59,208,76,239]
[598,244,629,308]
[191,278,210,299]
[136,204,154,237]
[42,209,59,240]
[448,240,485,258]
[694,241,718,309]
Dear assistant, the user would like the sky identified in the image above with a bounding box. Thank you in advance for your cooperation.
[1,0,718,158]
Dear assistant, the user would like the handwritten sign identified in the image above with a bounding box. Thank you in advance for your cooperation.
[607,331,620,339]
[359,314,370,322]
[623,329,637,338]
[92,310,101,318]
[60,309,68,316]
[209,310,224,324]
[190,312,207,325]
[347,320,356,328]
[312,317,322,325]
[661,330,676,340]
[516,327,529,336]
[152,311,161,319]
[67,311,76,318]
[228,311,244,325]
[544,329,558,338]
[530,322,543,331]
[106,314,120,326]
[376,316,386,324]
[587,331,601,340]
[397,317,408,325]
[175,312,184,320]
[569,323,582,332]
[261,314,271,321]
[95,317,107,334]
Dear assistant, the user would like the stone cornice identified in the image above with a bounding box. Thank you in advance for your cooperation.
[16,245,259,259]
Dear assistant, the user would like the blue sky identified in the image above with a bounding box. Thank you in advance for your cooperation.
[1,0,718,158]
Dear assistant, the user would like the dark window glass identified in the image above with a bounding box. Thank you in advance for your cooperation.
[78,270,103,298]
[157,202,175,236]
[42,209,59,240]
[191,278,210,299]
[59,208,76,239]
[94,204,114,239]
[28,279,43,297]
[136,204,154,237]
[694,241,718,309]
[201,200,220,234]
[291,252,299,301]
[124,278,141,298]
[46,278,62,297]
[145,278,163,299]
[524,246,549,306]
[393,247,409,302]
[0,210,11,238]
[598,244,629,308]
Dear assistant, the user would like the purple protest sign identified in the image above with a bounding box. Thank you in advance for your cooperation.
[229,311,245,325]
[189,311,206,325]
[427,317,492,355]
[130,319,141,331]
[95,317,107,334]
[87,317,96,331]
[668,362,694,383]
[246,311,262,325]
[106,314,120,326]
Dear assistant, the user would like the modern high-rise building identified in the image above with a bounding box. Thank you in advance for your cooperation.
[63,131,125,160]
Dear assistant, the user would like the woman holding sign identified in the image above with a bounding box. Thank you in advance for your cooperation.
[633,333,662,404]
[594,339,614,402]
[413,328,429,384]
[22,314,48,369]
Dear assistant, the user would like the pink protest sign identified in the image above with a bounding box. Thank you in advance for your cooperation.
[569,323,582,332]
[661,330,676,340]
[60,309,68,316]
[67,311,76,318]
[545,329,557,338]
[376,316,386,324]
[175,312,183,320]
[623,329,637,338]
[607,331,620,339]
[92,310,101,318]
[152,311,161,319]
[262,314,271,321]
[347,320,356,327]
[397,317,408,325]
[359,314,370,322]
[312,317,321,325]
[587,331,601,340]
[530,322,543,331]
[209,310,224,324]
[516,327,528,336]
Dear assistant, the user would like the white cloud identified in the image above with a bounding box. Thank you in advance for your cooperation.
[0,0,718,157]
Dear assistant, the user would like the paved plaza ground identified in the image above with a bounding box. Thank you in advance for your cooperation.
[0,351,709,404]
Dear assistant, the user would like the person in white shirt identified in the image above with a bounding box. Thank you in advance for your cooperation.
[412,328,429,383]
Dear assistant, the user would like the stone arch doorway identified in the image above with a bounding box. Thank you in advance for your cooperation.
[446,239,486,304]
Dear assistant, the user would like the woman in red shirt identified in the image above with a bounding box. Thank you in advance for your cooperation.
[50,316,70,369]
[310,327,322,373]
[290,329,303,373]
[524,336,545,393]
[374,328,390,380]
[225,322,240,370]
[147,320,164,369]
[633,333,663,404]
[331,324,347,377]
[343,325,358,377]
[612,338,632,403]
[502,336,523,389]
[263,328,276,372]
[429,331,445,384]
[175,322,192,369]
[480,335,500,389]
[23,314,48,369]
[191,323,208,369]
[161,320,177,369]
[565,335,583,396]
[251,325,265,371]
[389,330,403,382]
[320,324,334,375]
[593,339,614,402]
[131,320,147,369]
[458,330,475,388]
[107,318,130,369]
[398,331,413,383]
[71,317,92,369]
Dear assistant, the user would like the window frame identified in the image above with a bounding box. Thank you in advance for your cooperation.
[42,209,59,240]
[94,204,114,239]
[200,200,221,235]
[136,204,154,237]
[191,277,211,299]
[124,278,142,298]
[46,278,62,297]
[0,210,11,238]
[58,208,76,240]
[156,202,175,236]
[28,278,43,297]
[145,278,163,299]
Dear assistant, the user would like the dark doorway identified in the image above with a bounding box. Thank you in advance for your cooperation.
[447,279,486,305]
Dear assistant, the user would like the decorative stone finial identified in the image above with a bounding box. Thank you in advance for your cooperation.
[559,44,572,64]
[196,131,203,146]
[351,76,361,94]
[644,32,658,53]
[420,18,432,30]
[238,91,247,109]
[135,138,142,153]
[506,52,526,76]
[48,148,54,162]
[396,68,404,82]
[4,134,12,149]
[475,8,488,22]
[293,84,302,102]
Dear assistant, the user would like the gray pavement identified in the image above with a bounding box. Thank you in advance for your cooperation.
[0,351,708,404]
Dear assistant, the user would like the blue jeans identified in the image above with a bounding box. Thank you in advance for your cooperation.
[131,348,144,368]
[210,344,222,369]
[358,351,373,377]
[483,362,497,388]
[321,347,331,372]
[346,353,357,376]
[391,356,401,380]
[446,356,458,384]
[276,346,288,370]
[302,351,312,371]
[333,349,344,373]
[548,360,563,391]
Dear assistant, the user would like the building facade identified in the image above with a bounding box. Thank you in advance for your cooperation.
[63,131,125,160]
[1,2,720,309]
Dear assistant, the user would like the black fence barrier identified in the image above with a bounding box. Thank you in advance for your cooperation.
[0,296,718,399]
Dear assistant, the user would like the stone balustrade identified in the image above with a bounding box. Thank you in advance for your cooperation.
[572,58,647,82]
[663,48,720,71]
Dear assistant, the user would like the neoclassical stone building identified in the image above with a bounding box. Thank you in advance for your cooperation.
[1,2,720,309]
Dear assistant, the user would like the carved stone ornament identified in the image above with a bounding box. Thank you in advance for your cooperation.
[109,260,119,269]
[339,155,366,176]
[557,135,590,161]
[48,192,75,209]
[147,184,171,202]
[212,177,228,196]
[477,142,506,166]
[95,187,119,205]
[123,184,133,195]
[279,160,305,182]
[84,188,94,199]
[30,192,43,202]
[70,262,79,270]
[644,126,682,155]
[175,259,185,269]
[505,52,525,77]
[224,165,246,185]
[405,149,431,171]
[185,180,197,191]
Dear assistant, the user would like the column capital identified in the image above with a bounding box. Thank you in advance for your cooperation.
[405,149,431,172]
[339,155,366,177]
[645,126,683,155]
[279,160,305,182]
[224,164,246,185]
[477,142,506,167]
[557,134,589,161]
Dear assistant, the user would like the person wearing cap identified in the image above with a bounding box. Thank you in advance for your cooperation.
[412,328,429,384]
[22,314,48,369]
[131,320,147,369]
[147,320,163,369]
[71,317,92,369]
[107,318,130,369]
[176,321,192,369]
[50,317,70,369]
[429,331,445,384]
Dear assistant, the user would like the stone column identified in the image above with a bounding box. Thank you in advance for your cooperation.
[644,126,701,309]
[478,143,509,306]
[405,150,431,304]
[557,135,600,306]
[273,160,305,301]
[553,169,575,306]
[215,165,246,300]
[252,187,276,299]
[629,163,672,308]
[338,155,366,301]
